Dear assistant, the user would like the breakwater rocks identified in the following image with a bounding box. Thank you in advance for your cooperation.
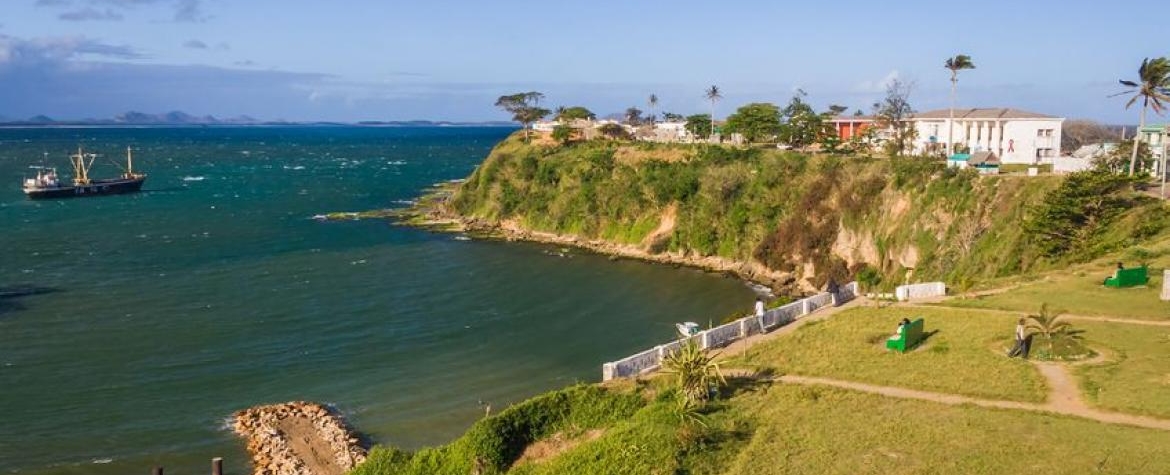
[232,401,367,475]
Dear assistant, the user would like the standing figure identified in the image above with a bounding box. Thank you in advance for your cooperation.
[1007,318,1028,358]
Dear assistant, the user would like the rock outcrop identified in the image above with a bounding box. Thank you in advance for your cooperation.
[233,401,367,475]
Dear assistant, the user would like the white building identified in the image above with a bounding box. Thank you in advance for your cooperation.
[910,108,1064,165]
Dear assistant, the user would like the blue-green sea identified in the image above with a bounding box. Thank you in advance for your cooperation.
[0,127,753,475]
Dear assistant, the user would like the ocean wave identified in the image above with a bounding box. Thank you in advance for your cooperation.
[91,458,113,464]
[386,160,407,165]
[181,176,205,182]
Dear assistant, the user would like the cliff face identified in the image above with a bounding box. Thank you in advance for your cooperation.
[447,135,1136,292]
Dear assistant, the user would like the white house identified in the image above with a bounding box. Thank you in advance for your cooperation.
[910,108,1064,165]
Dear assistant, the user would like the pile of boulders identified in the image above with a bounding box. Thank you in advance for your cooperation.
[233,401,367,475]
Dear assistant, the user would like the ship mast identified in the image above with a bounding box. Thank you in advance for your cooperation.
[71,146,94,185]
[126,146,134,177]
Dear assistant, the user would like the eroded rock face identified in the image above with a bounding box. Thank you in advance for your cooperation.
[233,402,367,475]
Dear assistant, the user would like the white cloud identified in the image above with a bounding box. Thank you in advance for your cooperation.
[183,39,207,49]
[59,7,124,21]
[854,70,900,93]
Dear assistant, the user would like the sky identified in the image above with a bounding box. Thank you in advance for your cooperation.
[1,0,1168,123]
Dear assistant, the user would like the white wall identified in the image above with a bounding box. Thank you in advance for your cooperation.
[912,117,1064,164]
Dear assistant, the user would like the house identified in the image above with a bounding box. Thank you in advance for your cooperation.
[829,116,876,141]
[1139,124,1169,178]
[947,151,1001,174]
[1054,143,1115,174]
[910,108,1064,165]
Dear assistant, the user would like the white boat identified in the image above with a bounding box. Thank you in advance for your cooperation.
[676,321,701,338]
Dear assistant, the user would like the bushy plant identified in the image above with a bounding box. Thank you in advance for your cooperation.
[1025,303,1092,361]
[661,340,726,404]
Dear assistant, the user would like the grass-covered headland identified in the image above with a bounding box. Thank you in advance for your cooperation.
[444,133,1166,293]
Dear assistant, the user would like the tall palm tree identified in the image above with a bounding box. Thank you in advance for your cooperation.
[944,54,976,157]
[1115,57,1170,177]
[705,85,722,140]
[647,93,659,124]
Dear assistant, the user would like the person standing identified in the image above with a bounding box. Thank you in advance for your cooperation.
[1007,318,1028,358]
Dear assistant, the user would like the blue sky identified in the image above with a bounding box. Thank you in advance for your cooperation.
[0,0,1167,123]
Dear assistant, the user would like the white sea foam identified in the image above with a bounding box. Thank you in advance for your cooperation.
[386,160,407,165]
[91,458,113,464]
[181,176,205,182]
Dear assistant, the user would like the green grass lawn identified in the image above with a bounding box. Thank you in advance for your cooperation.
[942,264,1169,320]
[1076,321,1170,419]
[728,306,1047,402]
[721,384,1170,475]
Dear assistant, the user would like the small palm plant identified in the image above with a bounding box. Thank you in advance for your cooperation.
[661,340,725,404]
[1025,303,1089,359]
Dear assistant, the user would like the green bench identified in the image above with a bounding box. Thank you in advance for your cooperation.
[1104,266,1148,288]
[886,318,925,353]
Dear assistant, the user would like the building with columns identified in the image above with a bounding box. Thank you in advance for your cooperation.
[909,108,1064,165]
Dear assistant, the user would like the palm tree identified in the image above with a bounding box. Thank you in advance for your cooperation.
[1024,303,1080,356]
[944,54,976,157]
[705,85,722,141]
[647,93,659,125]
[1115,57,1170,177]
[661,339,725,404]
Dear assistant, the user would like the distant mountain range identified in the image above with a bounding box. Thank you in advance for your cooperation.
[0,111,517,127]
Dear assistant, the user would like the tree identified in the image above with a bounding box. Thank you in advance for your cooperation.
[597,122,629,140]
[827,104,849,116]
[552,124,573,145]
[1025,303,1088,359]
[777,90,826,149]
[1114,57,1170,176]
[624,107,644,126]
[1094,140,1153,174]
[661,340,725,404]
[685,114,712,140]
[724,102,781,143]
[1024,170,1138,259]
[944,54,976,157]
[705,85,722,139]
[1062,119,1120,151]
[662,112,685,122]
[874,79,917,157]
[494,91,550,141]
[647,94,659,124]
[555,106,596,122]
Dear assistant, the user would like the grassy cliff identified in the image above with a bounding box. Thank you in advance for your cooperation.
[449,133,1167,292]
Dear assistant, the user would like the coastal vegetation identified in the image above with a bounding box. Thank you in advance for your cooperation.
[445,132,1167,292]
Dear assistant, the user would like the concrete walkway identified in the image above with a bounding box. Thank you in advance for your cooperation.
[899,302,1170,327]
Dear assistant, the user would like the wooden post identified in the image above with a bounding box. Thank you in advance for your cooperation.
[212,457,223,475]
[152,467,163,475]
[1162,270,1169,301]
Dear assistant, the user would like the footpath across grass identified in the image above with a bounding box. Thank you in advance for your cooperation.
[721,384,1170,475]
[729,306,1047,402]
[1076,321,1170,419]
[943,265,1168,320]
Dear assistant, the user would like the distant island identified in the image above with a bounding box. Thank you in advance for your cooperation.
[0,111,518,128]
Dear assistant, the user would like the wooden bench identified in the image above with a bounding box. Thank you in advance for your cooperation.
[1104,266,1148,288]
[886,318,925,353]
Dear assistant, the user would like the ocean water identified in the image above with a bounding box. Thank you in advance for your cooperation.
[0,127,755,475]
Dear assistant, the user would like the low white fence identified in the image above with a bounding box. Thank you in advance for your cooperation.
[602,282,859,381]
[895,282,946,301]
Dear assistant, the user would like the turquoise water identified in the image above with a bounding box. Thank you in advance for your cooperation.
[0,127,754,475]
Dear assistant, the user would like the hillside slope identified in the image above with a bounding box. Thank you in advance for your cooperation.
[448,134,1166,293]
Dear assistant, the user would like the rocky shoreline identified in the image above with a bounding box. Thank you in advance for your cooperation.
[395,183,807,294]
[233,401,367,475]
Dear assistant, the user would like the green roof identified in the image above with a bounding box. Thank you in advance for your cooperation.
[948,153,971,161]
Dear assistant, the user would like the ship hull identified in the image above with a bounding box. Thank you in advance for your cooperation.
[24,176,146,199]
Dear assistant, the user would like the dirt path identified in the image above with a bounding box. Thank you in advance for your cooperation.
[774,369,1170,431]
[897,302,1170,327]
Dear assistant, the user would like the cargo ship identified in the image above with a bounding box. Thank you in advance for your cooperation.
[22,147,147,199]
